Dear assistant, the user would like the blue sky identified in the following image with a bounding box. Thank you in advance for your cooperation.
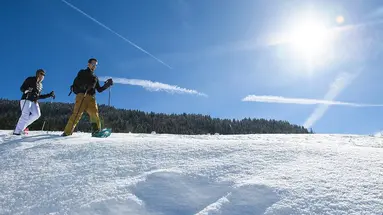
[2,0,383,134]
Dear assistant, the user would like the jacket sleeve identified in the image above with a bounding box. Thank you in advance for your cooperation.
[95,77,106,93]
[38,93,51,100]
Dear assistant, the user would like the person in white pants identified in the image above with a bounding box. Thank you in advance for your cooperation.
[14,99,42,135]
[13,69,55,135]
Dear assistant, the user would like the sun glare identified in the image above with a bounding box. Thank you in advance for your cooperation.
[336,16,345,24]
[288,20,330,58]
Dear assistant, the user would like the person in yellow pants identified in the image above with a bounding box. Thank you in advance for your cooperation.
[62,58,113,136]
[63,93,101,135]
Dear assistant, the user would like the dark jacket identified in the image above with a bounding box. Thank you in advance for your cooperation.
[20,76,51,101]
[72,67,108,96]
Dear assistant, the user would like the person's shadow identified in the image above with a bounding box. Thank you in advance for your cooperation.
[0,133,63,154]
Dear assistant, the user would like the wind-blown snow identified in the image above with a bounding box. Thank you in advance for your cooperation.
[0,131,382,215]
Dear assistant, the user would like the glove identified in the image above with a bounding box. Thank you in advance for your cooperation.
[24,87,33,94]
[104,78,113,89]
[49,91,55,99]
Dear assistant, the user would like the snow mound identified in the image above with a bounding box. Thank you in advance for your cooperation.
[0,131,382,215]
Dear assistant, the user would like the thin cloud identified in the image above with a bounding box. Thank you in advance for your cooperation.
[267,12,383,48]
[367,6,383,19]
[113,8,383,70]
[242,95,383,107]
[59,0,172,69]
[99,76,208,97]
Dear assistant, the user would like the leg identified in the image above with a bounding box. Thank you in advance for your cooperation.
[63,94,88,135]
[85,96,101,133]
[14,100,32,134]
[23,102,41,129]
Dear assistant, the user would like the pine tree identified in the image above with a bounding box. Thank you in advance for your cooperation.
[0,99,310,134]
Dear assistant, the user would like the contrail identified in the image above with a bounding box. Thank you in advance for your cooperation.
[242,95,383,107]
[100,76,208,97]
[59,0,172,69]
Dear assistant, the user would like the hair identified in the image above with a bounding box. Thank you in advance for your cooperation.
[36,69,45,76]
[88,58,98,63]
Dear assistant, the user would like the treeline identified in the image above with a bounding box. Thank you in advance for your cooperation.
[0,99,311,134]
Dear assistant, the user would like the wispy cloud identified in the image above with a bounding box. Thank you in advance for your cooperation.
[99,76,208,97]
[117,36,265,71]
[244,71,372,129]
[169,0,191,20]
[115,6,383,70]
[266,10,383,49]
[367,6,383,19]
[242,95,383,107]
[59,0,172,69]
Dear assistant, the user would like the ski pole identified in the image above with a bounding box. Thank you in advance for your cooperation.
[103,80,111,106]
[13,93,29,134]
[41,121,46,131]
[42,97,54,131]
[108,87,111,106]
[20,98,28,117]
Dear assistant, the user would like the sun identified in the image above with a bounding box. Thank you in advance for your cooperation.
[336,16,344,24]
[288,20,330,58]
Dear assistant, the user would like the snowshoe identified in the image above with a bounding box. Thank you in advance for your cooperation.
[91,128,112,138]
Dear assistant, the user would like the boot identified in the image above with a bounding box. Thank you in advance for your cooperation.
[91,123,100,135]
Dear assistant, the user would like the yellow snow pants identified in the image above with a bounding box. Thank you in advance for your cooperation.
[63,93,101,135]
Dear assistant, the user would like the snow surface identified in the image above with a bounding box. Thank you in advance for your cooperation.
[0,130,382,215]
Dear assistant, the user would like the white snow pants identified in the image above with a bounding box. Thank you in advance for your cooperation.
[14,100,41,134]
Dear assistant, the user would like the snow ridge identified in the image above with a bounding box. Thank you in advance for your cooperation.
[0,130,382,215]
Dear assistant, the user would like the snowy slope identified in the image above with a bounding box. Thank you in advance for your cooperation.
[0,130,382,215]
